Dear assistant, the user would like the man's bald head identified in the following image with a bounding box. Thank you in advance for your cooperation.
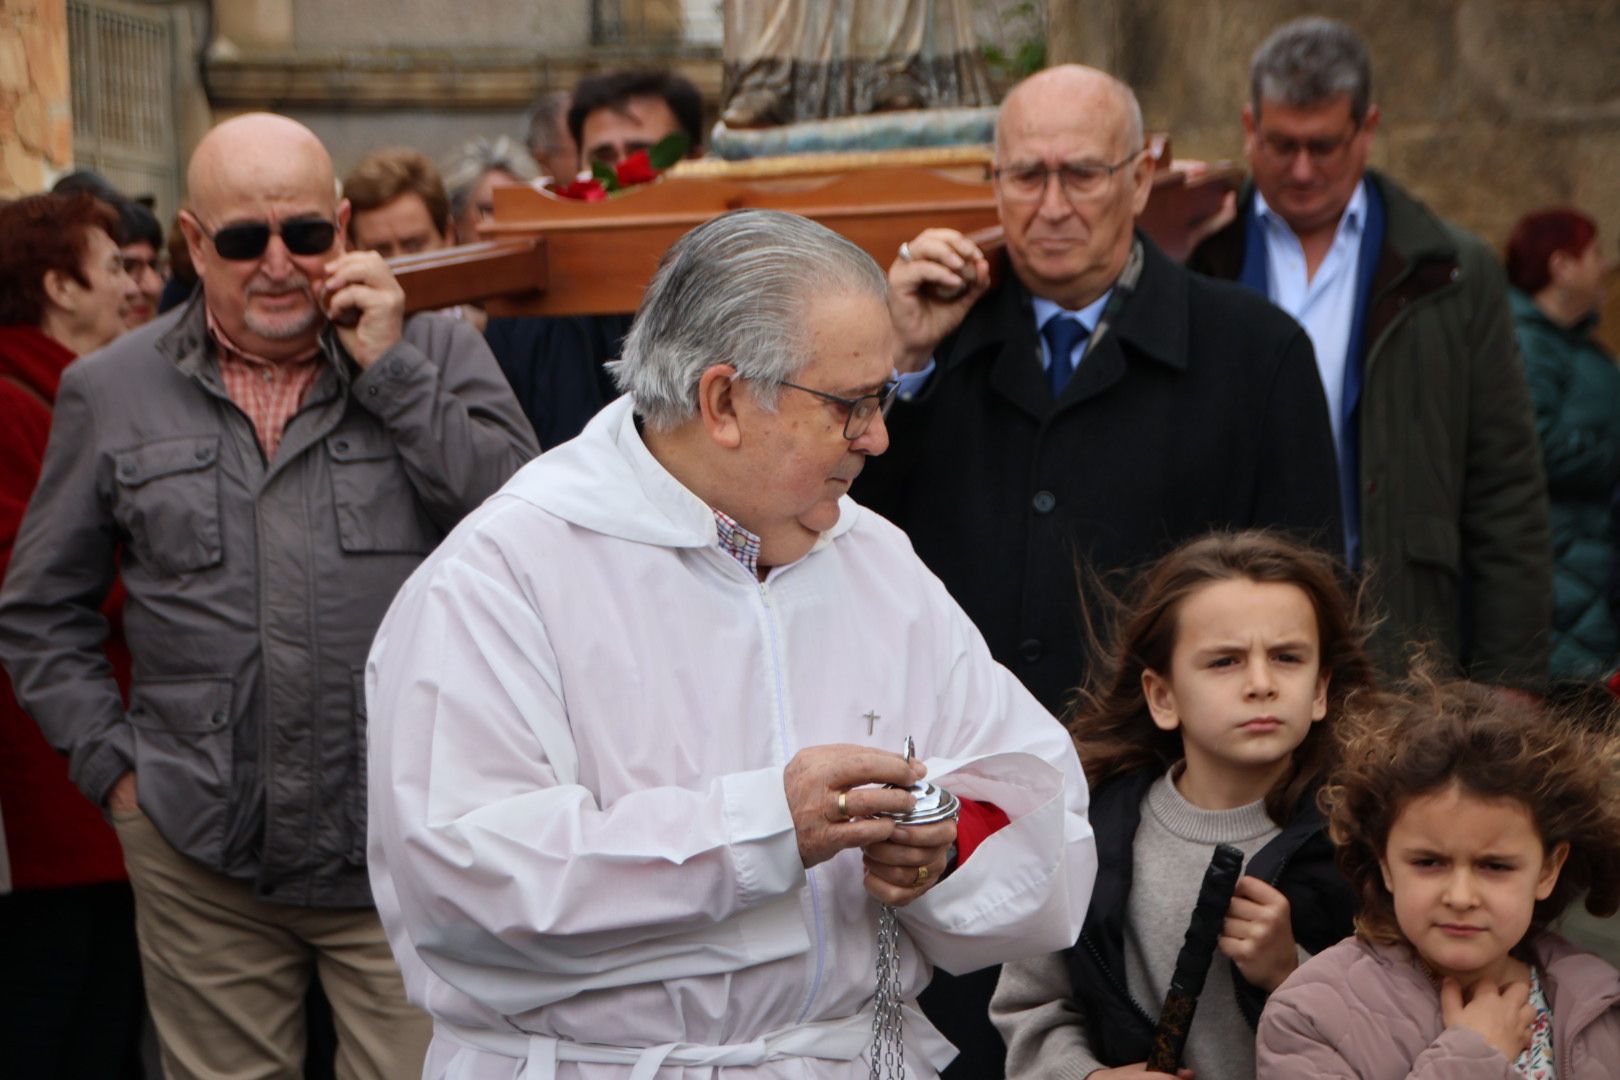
[187,113,337,222]
[989,65,1154,310]
[995,65,1144,163]
[179,113,350,362]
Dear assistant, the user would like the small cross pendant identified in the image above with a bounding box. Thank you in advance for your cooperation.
[864,710,880,735]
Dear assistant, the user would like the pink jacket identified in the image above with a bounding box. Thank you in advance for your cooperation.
[1257,932,1620,1078]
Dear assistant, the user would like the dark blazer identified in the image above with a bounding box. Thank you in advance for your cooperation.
[1064,768,1359,1067]
[854,233,1342,716]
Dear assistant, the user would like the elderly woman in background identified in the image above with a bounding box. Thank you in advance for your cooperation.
[1508,207,1620,682]
[51,170,167,327]
[0,192,145,1078]
[440,135,537,243]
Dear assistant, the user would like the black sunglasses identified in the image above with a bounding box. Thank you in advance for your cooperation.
[198,216,338,261]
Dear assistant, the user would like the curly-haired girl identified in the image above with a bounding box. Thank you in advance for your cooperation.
[1257,678,1620,1078]
[994,530,1375,1080]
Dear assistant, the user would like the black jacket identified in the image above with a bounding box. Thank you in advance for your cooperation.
[853,234,1342,714]
[485,314,630,450]
[1065,768,1359,1066]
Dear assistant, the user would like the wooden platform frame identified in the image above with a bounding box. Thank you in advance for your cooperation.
[392,141,1240,318]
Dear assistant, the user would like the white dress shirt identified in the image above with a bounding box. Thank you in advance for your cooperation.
[1254,181,1369,458]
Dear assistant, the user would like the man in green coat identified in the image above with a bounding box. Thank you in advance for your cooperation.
[1190,16,1551,689]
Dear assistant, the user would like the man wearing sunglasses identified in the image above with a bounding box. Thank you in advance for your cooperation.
[0,112,538,1079]
[850,63,1343,1077]
[1189,17,1550,693]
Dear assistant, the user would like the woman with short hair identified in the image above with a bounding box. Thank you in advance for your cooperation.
[0,191,145,1078]
[1508,207,1620,682]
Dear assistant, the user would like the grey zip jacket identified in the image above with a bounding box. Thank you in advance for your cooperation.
[0,298,538,906]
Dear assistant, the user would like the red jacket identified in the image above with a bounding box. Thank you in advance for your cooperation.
[0,323,129,890]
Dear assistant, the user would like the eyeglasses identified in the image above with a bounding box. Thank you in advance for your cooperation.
[197,216,338,261]
[1255,125,1361,166]
[121,252,167,278]
[779,379,900,440]
[993,152,1143,203]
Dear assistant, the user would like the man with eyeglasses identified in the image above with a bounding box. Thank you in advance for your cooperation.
[0,112,538,1079]
[116,197,168,328]
[365,209,1095,1079]
[851,62,1342,1077]
[1189,16,1550,691]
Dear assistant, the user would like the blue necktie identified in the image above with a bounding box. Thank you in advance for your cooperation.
[1041,315,1088,398]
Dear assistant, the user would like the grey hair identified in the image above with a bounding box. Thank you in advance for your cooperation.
[1249,17,1372,123]
[439,136,537,217]
[608,209,888,432]
[524,91,571,157]
[1120,83,1145,159]
[992,69,1145,160]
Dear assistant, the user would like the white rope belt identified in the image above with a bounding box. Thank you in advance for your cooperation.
[434,1002,955,1079]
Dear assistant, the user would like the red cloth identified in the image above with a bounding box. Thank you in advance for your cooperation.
[954,796,1010,866]
[0,323,130,890]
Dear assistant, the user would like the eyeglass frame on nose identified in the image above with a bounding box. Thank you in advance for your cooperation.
[194,216,340,261]
[777,379,901,440]
[992,150,1145,203]
[1254,122,1363,167]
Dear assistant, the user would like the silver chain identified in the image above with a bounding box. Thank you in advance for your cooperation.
[869,902,906,1079]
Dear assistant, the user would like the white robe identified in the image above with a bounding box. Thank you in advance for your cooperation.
[366,397,1096,1078]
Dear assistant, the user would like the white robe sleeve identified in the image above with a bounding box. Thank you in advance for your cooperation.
[894,578,1095,975]
[366,545,809,1015]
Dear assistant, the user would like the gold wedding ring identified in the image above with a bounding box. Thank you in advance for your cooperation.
[916,864,929,885]
[837,792,849,820]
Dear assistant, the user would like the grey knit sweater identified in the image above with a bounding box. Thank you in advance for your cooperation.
[991,771,1285,1080]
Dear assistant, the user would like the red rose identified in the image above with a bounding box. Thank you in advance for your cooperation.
[555,178,609,202]
[615,149,659,187]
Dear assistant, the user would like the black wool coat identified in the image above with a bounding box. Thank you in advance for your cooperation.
[484,314,631,451]
[853,234,1343,716]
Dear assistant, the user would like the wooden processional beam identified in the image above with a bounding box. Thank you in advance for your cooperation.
[391,138,1239,318]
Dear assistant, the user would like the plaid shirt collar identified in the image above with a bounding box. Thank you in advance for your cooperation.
[205,307,324,459]
[712,508,762,577]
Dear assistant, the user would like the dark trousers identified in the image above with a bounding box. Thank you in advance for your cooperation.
[0,881,147,1079]
[922,966,1007,1078]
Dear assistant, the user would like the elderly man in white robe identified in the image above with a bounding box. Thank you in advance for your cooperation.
[365,208,1095,1078]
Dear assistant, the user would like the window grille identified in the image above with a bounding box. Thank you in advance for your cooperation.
[67,0,180,221]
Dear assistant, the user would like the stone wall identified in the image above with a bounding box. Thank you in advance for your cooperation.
[205,0,719,186]
[289,0,590,51]
[0,0,72,197]
[1054,0,1620,348]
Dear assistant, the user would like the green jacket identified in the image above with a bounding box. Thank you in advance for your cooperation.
[1192,171,1551,689]
[1512,289,1620,679]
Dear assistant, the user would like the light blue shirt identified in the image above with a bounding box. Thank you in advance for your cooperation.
[896,289,1113,399]
[1254,181,1368,459]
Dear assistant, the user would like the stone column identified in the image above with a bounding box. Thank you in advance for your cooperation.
[0,0,72,196]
